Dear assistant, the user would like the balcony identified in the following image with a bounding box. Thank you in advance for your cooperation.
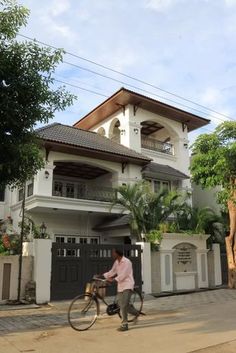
[52,180,116,202]
[141,136,174,155]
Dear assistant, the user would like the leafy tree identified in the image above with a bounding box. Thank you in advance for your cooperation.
[190,121,236,287]
[0,0,75,187]
[112,181,184,241]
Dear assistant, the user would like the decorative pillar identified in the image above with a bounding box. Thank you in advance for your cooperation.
[160,250,175,292]
[196,249,209,288]
[212,243,222,286]
[136,242,152,294]
[34,239,52,304]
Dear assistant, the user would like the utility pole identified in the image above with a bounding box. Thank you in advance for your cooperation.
[17,184,26,302]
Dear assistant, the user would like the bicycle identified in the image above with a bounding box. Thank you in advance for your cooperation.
[68,276,144,331]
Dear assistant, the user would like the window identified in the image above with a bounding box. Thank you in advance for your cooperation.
[153,180,161,193]
[0,187,5,202]
[18,188,24,201]
[68,237,76,244]
[146,179,170,193]
[27,182,34,197]
[56,236,65,243]
[53,181,63,196]
[66,183,74,198]
[90,237,99,244]
[79,237,88,244]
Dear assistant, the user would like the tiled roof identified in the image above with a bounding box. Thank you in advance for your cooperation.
[142,162,189,180]
[36,123,151,163]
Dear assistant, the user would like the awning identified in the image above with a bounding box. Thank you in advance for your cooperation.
[142,162,189,180]
[94,215,130,231]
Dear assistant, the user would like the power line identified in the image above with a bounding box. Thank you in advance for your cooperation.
[17,33,234,121]
[53,78,108,98]
[62,61,227,123]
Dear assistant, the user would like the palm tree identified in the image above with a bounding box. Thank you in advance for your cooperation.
[112,181,182,241]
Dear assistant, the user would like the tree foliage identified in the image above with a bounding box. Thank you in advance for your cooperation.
[0,0,76,187]
[112,181,185,240]
[190,121,236,206]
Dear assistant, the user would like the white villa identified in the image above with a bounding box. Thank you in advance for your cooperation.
[0,88,210,245]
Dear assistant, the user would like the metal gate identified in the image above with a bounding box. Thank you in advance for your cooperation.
[51,243,142,300]
[221,252,228,285]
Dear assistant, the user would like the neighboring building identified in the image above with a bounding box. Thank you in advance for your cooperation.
[1,88,210,245]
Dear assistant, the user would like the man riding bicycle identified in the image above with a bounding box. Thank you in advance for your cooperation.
[103,247,139,332]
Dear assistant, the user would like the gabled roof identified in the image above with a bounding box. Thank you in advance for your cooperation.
[36,123,151,165]
[74,87,210,132]
[142,162,189,180]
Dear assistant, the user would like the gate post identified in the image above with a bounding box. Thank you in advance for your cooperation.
[34,239,52,304]
[136,242,152,294]
[212,243,222,286]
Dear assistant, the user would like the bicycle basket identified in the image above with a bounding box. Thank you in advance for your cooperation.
[106,303,120,316]
[95,282,106,298]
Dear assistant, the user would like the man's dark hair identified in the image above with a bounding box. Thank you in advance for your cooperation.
[113,247,124,257]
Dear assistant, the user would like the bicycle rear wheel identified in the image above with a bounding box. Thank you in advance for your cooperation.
[128,289,143,322]
[68,294,98,331]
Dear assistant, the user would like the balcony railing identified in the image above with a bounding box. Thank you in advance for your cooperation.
[141,136,174,155]
[52,181,116,202]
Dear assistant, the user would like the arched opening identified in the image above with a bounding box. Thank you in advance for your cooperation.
[52,161,116,202]
[109,118,121,143]
[97,127,105,137]
[141,120,176,155]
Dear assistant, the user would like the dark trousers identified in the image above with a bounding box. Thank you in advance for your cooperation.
[117,289,138,326]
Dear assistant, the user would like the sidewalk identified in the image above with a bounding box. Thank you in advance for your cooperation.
[1,289,236,353]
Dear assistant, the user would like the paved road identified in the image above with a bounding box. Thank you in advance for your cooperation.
[1,289,236,353]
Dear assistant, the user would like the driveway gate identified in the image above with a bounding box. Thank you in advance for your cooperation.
[51,243,142,300]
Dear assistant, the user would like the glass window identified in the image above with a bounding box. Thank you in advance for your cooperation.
[79,237,88,244]
[19,188,24,201]
[68,237,76,244]
[66,183,74,198]
[56,236,65,243]
[162,181,170,191]
[153,180,161,193]
[90,237,99,244]
[0,187,5,202]
[27,182,34,197]
[53,181,63,196]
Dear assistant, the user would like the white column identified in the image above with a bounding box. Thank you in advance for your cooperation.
[136,242,152,294]
[34,239,52,304]
[160,250,175,292]
[196,249,209,288]
[212,243,222,286]
[34,163,55,196]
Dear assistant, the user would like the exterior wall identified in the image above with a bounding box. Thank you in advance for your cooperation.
[91,105,191,190]
[0,256,33,302]
[151,234,222,294]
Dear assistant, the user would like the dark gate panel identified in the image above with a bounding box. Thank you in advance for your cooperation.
[221,252,228,285]
[51,244,142,300]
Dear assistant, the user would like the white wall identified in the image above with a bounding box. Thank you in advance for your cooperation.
[0,255,33,302]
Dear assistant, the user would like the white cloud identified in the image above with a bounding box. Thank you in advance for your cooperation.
[145,0,178,12]
[224,0,236,7]
[201,87,221,106]
[50,0,71,17]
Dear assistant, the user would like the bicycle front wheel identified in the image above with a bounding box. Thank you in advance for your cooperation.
[68,294,98,331]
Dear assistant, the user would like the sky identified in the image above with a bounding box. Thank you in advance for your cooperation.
[19,0,236,141]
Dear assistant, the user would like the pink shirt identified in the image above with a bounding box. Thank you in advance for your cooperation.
[104,256,135,292]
